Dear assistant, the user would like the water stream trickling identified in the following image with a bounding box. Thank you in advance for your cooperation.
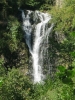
[21,10,53,83]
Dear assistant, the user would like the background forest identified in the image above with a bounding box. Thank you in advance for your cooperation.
[0,0,75,100]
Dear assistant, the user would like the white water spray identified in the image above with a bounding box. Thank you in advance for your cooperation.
[21,10,53,83]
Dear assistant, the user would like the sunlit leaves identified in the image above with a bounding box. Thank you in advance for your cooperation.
[0,79,3,87]
[70,52,75,58]
[26,0,40,7]
[0,68,33,100]
[51,0,75,32]
[69,32,75,38]
[57,65,75,85]
[58,65,65,72]
[0,76,3,87]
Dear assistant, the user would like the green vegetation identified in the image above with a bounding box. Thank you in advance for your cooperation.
[0,0,75,100]
[0,67,75,100]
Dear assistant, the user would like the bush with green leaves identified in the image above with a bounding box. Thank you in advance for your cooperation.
[55,65,75,100]
[0,68,33,100]
[0,57,6,76]
[0,67,75,100]
[7,16,22,52]
[51,0,75,31]
[50,0,75,69]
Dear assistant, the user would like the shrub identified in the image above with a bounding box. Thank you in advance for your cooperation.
[0,68,33,100]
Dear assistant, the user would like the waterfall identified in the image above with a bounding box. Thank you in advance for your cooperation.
[22,10,32,52]
[21,10,53,83]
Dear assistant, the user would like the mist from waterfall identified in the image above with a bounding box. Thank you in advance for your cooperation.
[21,10,53,83]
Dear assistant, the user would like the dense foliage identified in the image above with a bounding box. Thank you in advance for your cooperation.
[0,0,75,100]
[0,67,75,100]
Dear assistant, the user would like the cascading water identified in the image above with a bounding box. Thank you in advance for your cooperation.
[22,10,32,52]
[21,10,53,83]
